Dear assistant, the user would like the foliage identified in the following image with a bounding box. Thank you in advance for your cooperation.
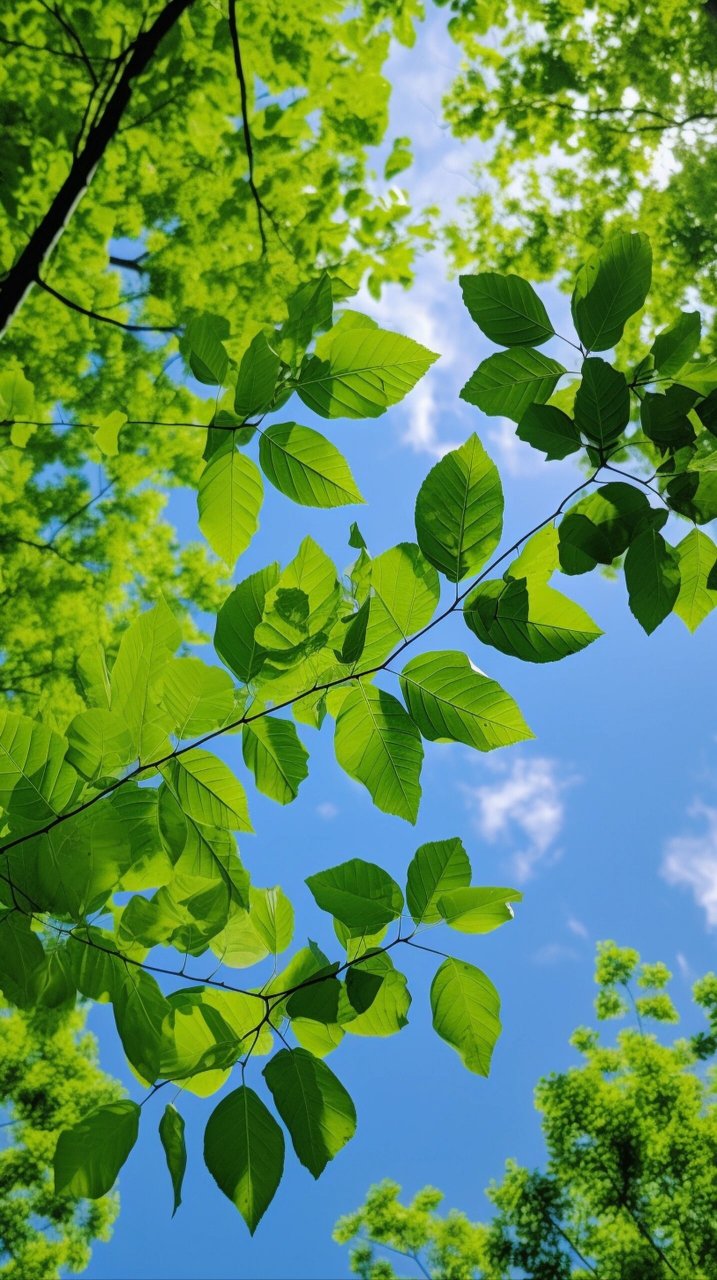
[0,231,714,1231]
[335,942,717,1279]
[441,0,717,335]
[0,999,122,1279]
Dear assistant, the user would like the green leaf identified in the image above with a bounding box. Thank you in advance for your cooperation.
[259,423,363,507]
[280,274,335,362]
[348,521,367,550]
[159,1104,186,1217]
[110,599,182,760]
[464,577,602,663]
[384,135,412,179]
[334,684,423,823]
[517,404,581,460]
[461,349,565,422]
[674,529,717,632]
[624,529,680,634]
[242,717,308,805]
[263,1048,356,1178]
[0,712,79,834]
[341,952,411,1038]
[184,314,229,385]
[437,886,523,933]
[370,542,440,637]
[162,749,252,831]
[430,958,501,1076]
[248,885,294,955]
[215,564,280,683]
[204,1086,284,1233]
[65,708,134,780]
[459,272,553,346]
[256,537,340,653]
[399,651,533,751]
[54,1101,140,1198]
[558,483,655,575]
[414,434,503,582]
[234,332,281,419]
[337,597,371,664]
[0,912,47,1008]
[672,360,717,397]
[160,658,235,737]
[573,358,630,447]
[296,327,438,419]
[571,232,652,351]
[506,525,559,584]
[651,311,701,378]
[197,441,263,569]
[665,470,717,525]
[406,837,472,925]
[113,967,171,1084]
[640,389,695,451]
[305,858,403,935]
[695,388,717,437]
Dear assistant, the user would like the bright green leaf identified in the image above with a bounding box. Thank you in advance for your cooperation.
[430,958,501,1077]
[259,423,363,506]
[263,1048,356,1178]
[461,349,565,422]
[334,684,423,823]
[464,577,603,663]
[414,434,503,582]
[405,837,472,925]
[197,441,263,569]
[305,858,403,935]
[399,651,533,751]
[459,272,553,346]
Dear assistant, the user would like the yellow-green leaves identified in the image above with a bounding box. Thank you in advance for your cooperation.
[54,1101,140,1198]
[0,712,78,834]
[461,349,565,422]
[256,537,340,654]
[263,1048,356,1178]
[162,749,252,831]
[571,232,652,351]
[437,886,522,934]
[334,684,423,823]
[259,423,363,506]
[234,333,281,419]
[415,434,503,582]
[296,326,438,418]
[400,651,533,751]
[242,718,308,805]
[306,858,403,935]
[460,272,554,347]
[197,440,263,569]
[110,599,181,761]
[430,958,501,1077]
[465,578,602,663]
[159,1104,186,1217]
[204,1086,284,1234]
[674,529,717,632]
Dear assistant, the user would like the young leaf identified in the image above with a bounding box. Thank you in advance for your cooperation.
[54,1101,140,1198]
[296,327,438,418]
[234,332,281,418]
[459,272,554,346]
[674,529,717,632]
[506,525,559,584]
[624,529,680,634]
[197,441,263,569]
[334,684,423,823]
[414,434,503,582]
[650,311,701,378]
[517,404,581,460]
[430,958,501,1076]
[437,886,523,934]
[571,232,652,351]
[399,651,533,751]
[573,358,630,448]
[162,749,253,831]
[263,1048,356,1178]
[464,577,602,663]
[204,1086,284,1233]
[159,1104,186,1217]
[406,837,472,925]
[305,858,403,935]
[242,718,308,805]
[65,708,134,779]
[259,423,363,507]
[214,564,280,683]
[461,349,565,422]
[248,886,295,955]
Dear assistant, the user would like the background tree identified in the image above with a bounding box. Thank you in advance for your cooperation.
[0,997,122,1279]
[335,941,717,1279]
[440,0,717,333]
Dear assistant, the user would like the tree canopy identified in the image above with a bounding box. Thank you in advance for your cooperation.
[335,941,717,1279]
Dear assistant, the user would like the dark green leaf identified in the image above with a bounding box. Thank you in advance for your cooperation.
[263,1048,356,1178]
[234,332,281,419]
[204,1086,284,1233]
[573,358,630,448]
[461,349,565,421]
[159,1104,186,1217]
[414,434,503,582]
[650,311,701,378]
[624,529,680,634]
[571,233,652,351]
[459,272,553,346]
[464,577,602,662]
[54,1101,140,1198]
[517,404,581,460]
[214,563,280,683]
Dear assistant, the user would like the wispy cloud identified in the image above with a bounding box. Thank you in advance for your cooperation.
[486,417,545,477]
[461,755,577,882]
[567,915,589,940]
[532,942,580,966]
[316,801,339,821]
[662,802,717,926]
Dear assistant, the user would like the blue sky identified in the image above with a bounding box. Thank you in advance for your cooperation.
[84,12,717,1279]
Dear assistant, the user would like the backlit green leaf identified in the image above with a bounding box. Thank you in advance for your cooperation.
[204,1086,284,1233]
[296,327,438,418]
[437,886,523,933]
[406,837,472,925]
[263,1048,356,1178]
[242,717,308,804]
[334,684,423,823]
[674,529,717,632]
[399,651,533,751]
[162,749,252,831]
[305,858,403,935]
[461,349,565,421]
[573,358,630,448]
[54,1101,140,1198]
[464,577,602,662]
[460,272,553,346]
[197,441,263,569]
[571,232,652,351]
[259,423,363,506]
[431,958,501,1076]
[414,434,503,582]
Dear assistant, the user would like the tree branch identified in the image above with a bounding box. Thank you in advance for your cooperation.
[36,276,179,333]
[0,0,195,336]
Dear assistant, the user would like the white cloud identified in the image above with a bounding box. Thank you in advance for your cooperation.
[532,942,580,966]
[316,801,339,821]
[461,755,577,882]
[486,417,545,477]
[662,802,717,927]
[567,915,589,940]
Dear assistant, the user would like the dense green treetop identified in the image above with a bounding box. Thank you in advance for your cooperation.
[440,0,717,332]
[336,941,717,1279]
[0,998,122,1279]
